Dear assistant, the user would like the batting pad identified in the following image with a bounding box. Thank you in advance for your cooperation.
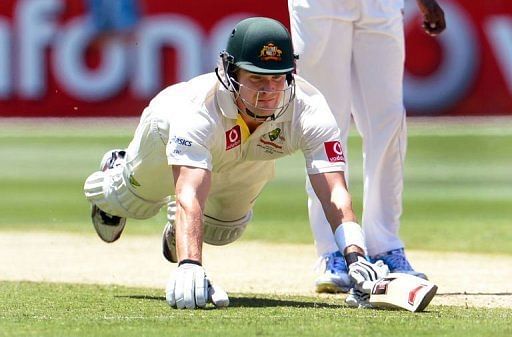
[84,169,165,219]
[202,211,252,246]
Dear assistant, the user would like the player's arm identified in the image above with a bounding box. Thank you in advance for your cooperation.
[308,171,362,255]
[167,165,230,310]
[308,171,389,291]
[300,89,388,289]
[308,171,356,232]
[416,0,446,36]
[171,165,211,264]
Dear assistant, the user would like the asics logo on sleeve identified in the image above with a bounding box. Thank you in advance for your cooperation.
[171,136,192,147]
[324,141,345,163]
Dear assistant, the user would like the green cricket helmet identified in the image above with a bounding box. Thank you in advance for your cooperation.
[216,17,297,121]
[225,17,296,74]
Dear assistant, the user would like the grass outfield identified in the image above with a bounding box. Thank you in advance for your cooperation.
[0,281,511,337]
[1,118,511,254]
[1,119,511,337]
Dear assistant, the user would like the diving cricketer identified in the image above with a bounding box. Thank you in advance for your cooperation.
[83,17,391,309]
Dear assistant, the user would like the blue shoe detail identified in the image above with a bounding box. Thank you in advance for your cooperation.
[315,251,351,293]
[370,248,427,280]
[326,251,348,273]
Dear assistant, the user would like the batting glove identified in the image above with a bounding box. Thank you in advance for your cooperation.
[345,288,372,309]
[165,263,229,309]
[348,257,389,294]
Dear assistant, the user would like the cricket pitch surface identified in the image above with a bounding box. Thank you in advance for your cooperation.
[1,232,511,308]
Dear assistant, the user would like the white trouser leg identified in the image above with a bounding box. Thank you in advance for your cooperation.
[290,3,354,257]
[84,116,172,219]
[351,0,406,255]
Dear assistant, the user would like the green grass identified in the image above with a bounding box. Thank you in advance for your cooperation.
[1,119,511,254]
[0,281,510,337]
[1,120,511,337]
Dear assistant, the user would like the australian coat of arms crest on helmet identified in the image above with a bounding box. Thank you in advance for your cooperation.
[259,43,283,61]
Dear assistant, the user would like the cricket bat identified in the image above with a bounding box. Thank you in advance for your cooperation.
[369,273,438,312]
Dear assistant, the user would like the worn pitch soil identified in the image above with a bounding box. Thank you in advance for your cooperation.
[1,232,511,308]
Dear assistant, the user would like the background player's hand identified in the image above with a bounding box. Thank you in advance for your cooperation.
[416,0,446,36]
[166,263,229,309]
[348,257,389,294]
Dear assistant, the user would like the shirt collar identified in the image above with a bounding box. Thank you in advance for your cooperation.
[215,83,239,119]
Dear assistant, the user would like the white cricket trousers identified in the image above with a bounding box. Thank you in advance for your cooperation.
[84,114,252,246]
[289,0,407,256]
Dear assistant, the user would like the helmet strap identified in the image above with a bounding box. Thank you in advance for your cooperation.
[241,107,275,122]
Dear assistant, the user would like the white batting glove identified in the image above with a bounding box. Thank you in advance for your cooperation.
[165,263,229,309]
[348,256,389,294]
[166,263,208,309]
[208,281,230,308]
[345,288,372,309]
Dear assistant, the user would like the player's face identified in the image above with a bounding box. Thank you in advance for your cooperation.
[236,69,287,117]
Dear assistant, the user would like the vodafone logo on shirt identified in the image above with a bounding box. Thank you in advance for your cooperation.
[324,141,345,163]
[225,125,241,150]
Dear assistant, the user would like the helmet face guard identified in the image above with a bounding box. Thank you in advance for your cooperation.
[215,17,298,121]
[230,76,295,120]
[218,52,295,121]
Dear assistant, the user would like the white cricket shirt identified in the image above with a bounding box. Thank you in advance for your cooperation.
[140,73,346,220]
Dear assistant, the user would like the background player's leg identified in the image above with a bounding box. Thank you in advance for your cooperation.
[351,0,424,278]
[290,1,355,292]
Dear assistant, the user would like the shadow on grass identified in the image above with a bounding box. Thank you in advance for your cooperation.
[117,294,344,309]
[228,296,344,308]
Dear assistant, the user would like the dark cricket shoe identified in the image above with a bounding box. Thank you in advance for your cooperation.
[162,221,177,263]
[91,149,127,243]
[91,204,127,243]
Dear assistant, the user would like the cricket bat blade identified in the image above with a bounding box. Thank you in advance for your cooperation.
[369,273,438,312]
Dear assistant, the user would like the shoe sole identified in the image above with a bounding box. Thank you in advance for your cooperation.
[162,222,177,263]
[91,205,126,243]
[91,149,127,243]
